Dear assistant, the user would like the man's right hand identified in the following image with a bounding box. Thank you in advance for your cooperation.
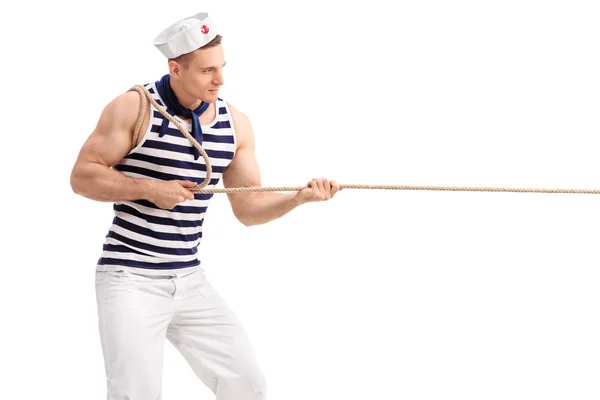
[148,180,197,209]
[70,91,201,208]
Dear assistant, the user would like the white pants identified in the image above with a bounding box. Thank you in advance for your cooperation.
[95,266,267,400]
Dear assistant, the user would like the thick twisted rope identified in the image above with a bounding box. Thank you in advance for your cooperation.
[127,85,600,196]
[129,84,213,189]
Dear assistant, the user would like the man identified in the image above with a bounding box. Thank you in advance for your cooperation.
[70,12,341,400]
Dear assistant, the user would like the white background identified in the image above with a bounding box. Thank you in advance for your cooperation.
[1,0,599,399]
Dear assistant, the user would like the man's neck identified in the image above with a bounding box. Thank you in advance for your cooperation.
[170,78,204,110]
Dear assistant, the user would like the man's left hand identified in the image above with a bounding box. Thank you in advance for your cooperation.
[295,178,342,204]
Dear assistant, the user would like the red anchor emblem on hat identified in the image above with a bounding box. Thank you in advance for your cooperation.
[201,25,209,34]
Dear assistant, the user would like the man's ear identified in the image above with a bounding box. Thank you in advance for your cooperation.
[168,60,181,79]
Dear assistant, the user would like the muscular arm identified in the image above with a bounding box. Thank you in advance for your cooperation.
[222,105,303,226]
[70,91,158,202]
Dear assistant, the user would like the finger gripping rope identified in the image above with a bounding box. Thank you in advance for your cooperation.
[128,85,600,196]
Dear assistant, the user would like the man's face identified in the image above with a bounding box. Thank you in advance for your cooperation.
[175,44,226,103]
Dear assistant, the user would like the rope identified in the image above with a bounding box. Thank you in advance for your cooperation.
[127,84,600,196]
[177,185,600,195]
[129,85,213,189]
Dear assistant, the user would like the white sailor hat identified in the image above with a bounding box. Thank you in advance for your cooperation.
[153,12,218,58]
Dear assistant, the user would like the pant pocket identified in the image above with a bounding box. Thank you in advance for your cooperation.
[96,270,143,315]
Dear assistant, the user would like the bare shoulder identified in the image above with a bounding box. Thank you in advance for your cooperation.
[76,90,150,168]
[226,102,254,149]
[102,90,146,131]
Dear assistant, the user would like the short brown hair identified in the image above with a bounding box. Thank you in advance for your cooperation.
[169,35,223,68]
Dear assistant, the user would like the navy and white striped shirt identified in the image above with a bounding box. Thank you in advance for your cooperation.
[96,81,236,272]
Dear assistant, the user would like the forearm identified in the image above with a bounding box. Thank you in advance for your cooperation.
[71,162,154,203]
[234,191,303,226]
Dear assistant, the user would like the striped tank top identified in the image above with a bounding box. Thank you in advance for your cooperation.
[96,81,236,272]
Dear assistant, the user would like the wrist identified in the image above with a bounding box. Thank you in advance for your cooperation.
[291,191,307,206]
[133,178,157,202]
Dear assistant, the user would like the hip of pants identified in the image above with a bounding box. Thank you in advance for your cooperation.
[95,266,267,400]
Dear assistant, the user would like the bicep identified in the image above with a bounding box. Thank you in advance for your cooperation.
[74,92,144,169]
[222,104,261,189]
[222,105,262,210]
[222,146,261,189]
